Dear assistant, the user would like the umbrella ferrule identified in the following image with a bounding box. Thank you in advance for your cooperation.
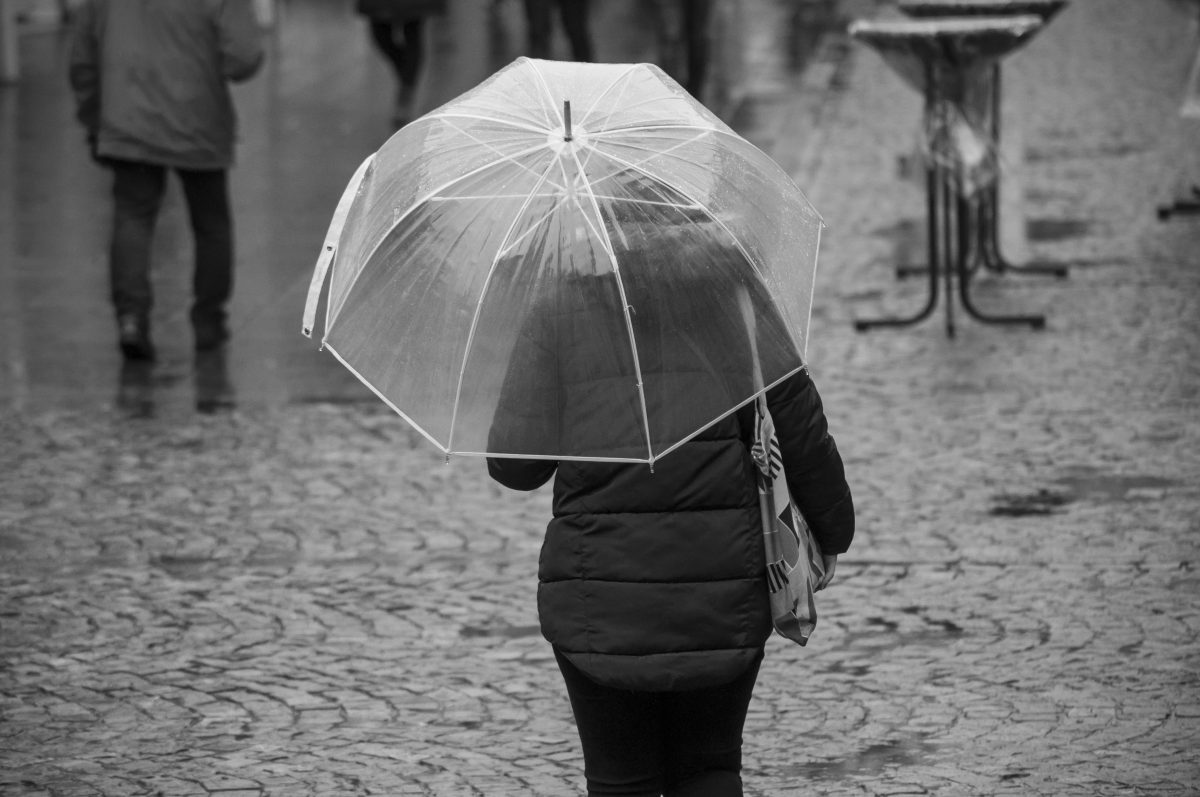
[563,100,573,142]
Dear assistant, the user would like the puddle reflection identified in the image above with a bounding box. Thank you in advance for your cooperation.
[194,349,236,414]
[115,350,237,417]
[777,734,938,780]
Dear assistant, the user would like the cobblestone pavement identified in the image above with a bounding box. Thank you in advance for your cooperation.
[3,0,1200,795]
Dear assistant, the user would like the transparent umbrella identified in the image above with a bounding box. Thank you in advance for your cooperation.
[302,58,824,465]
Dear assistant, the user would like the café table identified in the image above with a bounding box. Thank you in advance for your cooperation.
[849,15,1048,336]
[897,0,1071,278]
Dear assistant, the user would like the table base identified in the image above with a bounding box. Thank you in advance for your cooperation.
[855,167,1046,338]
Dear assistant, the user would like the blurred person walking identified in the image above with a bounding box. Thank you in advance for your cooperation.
[356,0,446,126]
[523,0,593,61]
[653,0,713,98]
[68,0,264,361]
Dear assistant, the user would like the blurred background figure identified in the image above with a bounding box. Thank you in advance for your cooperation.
[651,0,713,99]
[522,0,592,61]
[67,0,264,361]
[356,0,447,126]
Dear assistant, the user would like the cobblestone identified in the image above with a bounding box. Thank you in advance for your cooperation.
[3,0,1200,795]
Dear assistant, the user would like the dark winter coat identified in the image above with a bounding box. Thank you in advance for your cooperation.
[485,273,854,692]
[489,370,853,692]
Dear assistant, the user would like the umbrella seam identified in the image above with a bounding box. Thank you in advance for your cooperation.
[584,143,773,287]
[590,124,825,223]
[343,140,554,317]
[650,366,808,463]
[324,343,450,455]
[579,64,641,176]
[527,60,564,132]
[419,111,552,136]
[567,142,656,466]
[446,154,564,454]
[439,117,567,191]
[580,64,641,128]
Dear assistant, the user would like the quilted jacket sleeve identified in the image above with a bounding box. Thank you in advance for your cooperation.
[767,369,854,555]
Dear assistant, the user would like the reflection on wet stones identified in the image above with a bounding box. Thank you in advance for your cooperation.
[149,552,222,579]
[775,734,938,780]
[1025,218,1093,242]
[989,488,1073,516]
[459,624,541,639]
[1053,472,1179,502]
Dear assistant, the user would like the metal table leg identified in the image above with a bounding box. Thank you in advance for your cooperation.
[956,191,1046,330]
[976,64,1069,278]
[855,166,942,331]
[1157,186,1200,220]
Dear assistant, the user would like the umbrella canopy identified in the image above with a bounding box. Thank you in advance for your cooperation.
[303,58,823,464]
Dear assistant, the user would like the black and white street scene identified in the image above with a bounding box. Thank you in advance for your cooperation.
[2,0,1198,795]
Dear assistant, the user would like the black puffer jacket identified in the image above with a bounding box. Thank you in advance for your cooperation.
[488,368,853,692]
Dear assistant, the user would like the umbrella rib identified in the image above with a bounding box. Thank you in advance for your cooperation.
[430,193,565,201]
[591,134,824,226]
[495,194,568,261]
[579,64,640,133]
[324,343,452,455]
[585,144,772,286]
[439,117,566,192]
[567,144,655,465]
[346,140,555,309]
[588,122,732,138]
[420,111,551,136]
[446,155,562,453]
[528,61,566,131]
[651,365,807,463]
[587,194,701,210]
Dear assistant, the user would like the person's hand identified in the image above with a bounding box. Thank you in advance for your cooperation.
[86,131,109,167]
[815,553,838,591]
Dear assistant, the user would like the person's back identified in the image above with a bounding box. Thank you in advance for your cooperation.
[71,0,263,170]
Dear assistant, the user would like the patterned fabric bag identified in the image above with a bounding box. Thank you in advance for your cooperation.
[750,392,826,646]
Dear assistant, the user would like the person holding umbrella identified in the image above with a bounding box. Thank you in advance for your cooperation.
[302,57,853,796]
[485,237,854,797]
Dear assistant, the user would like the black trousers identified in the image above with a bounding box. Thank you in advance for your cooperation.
[523,0,592,61]
[109,160,232,327]
[367,18,425,88]
[554,648,763,797]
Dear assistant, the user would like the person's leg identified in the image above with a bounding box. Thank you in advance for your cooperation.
[557,0,593,62]
[661,649,763,797]
[390,17,425,124]
[681,0,712,98]
[367,17,414,123]
[554,650,665,796]
[397,19,425,88]
[367,18,406,81]
[177,167,233,351]
[110,159,166,359]
[523,0,552,59]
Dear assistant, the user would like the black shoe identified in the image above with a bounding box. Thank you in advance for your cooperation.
[117,314,155,361]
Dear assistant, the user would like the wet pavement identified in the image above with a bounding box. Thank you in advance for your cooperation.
[2,0,1200,795]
